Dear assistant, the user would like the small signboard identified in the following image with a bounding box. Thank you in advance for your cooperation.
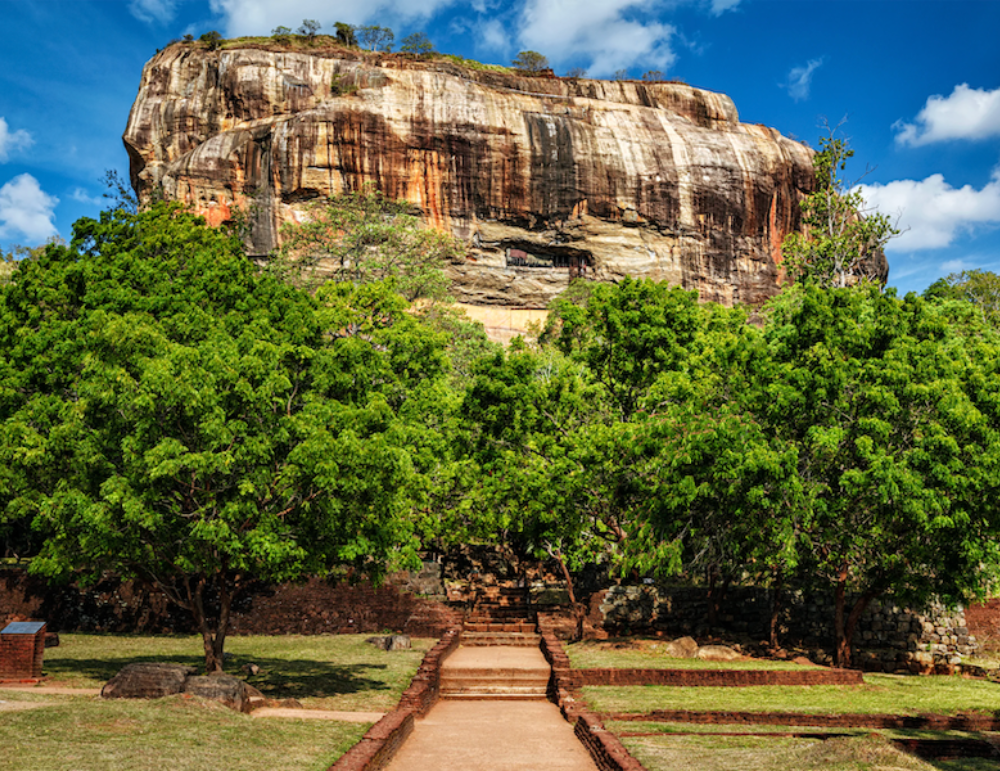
[1,621,46,636]
[1,620,47,679]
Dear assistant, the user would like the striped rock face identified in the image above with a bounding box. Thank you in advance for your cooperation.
[124,44,885,318]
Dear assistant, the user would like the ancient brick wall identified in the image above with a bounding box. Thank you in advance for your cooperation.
[0,569,458,638]
[571,667,863,687]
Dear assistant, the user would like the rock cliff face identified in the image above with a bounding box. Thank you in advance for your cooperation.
[124,43,883,317]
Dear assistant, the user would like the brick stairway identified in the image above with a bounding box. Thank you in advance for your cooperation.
[439,645,551,700]
[459,586,541,647]
[439,586,548,700]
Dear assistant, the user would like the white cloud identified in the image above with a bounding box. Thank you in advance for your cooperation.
[939,258,968,274]
[782,58,823,102]
[857,167,1000,252]
[0,174,59,244]
[517,0,676,77]
[895,84,1000,146]
[208,0,460,37]
[0,118,33,163]
[72,188,104,207]
[709,0,741,15]
[478,18,510,53]
[129,0,179,24]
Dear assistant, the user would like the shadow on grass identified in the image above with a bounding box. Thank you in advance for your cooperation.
[42,654,394,701]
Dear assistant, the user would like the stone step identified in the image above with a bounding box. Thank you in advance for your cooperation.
[440,681,548,696]
[473,606,532,617]
[460,632,542,647]
[463,621,537,634]
[476,594,531,605]
[440,690,548,701]
[441,668,550,682]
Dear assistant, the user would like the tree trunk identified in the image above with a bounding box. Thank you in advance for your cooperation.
[706,566,718,631]
[843,589,879,669]
[545,544,576,605]
[706,568,730,635]
[833,568,879,669]
[769,572,783,649]
[554,552,576,606]
[833,567,849,667]
[188,574,234,674]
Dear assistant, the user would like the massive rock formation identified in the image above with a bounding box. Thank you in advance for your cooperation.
[124,42,886,328]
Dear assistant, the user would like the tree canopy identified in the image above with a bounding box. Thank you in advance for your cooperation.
[512,51,549,73]
[0,203,454,672]
[462,277,1000,664]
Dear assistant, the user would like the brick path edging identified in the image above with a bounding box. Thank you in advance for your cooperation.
[572,667,863,687]
[605,709,1000,731]
[537,616,647,771]
[328,625,462,771]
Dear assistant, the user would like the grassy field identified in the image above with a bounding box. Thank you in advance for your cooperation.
[584,673,1000,716]
[0,632,435,771]
[0,695,364,771]
[565,639,821,671]
[619,730,997,771]
[43,633,434,711]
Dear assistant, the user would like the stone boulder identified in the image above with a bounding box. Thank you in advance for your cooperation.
[661,636,699,659]
[184,674,263,714]
[101,662,197,699]
[696,644,742,662]
[102,663,264,713]
[366,634,411,651]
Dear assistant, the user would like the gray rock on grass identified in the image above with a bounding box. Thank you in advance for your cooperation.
[365,634,411,651]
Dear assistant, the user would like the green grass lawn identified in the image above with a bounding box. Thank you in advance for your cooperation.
[620,731,996,771]
[0,695,365,771]
[43,633,434,711]
[0,632,436,771]
[565,639,821,670]
[584,673,1000,716]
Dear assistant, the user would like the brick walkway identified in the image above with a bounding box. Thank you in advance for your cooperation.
[385,644,598,770]
[384,699,598,770]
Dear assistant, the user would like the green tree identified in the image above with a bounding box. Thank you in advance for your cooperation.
[357,25,394,52]
[512,51,549,73]
[333,22,357,47]
[924,269,1000,329]
[298,19,320,37]
[0,203,452,673]
[199,30,223,50]
[271,185,463,301]
[783,125,897,288]
[746,284,1000,665]
[462,279,719,601]
[400,32,434,56]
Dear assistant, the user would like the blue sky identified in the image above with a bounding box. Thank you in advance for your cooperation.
[1,0,999,296]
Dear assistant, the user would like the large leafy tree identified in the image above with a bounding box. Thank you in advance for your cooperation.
[461,279,719,598]
[0,203,450,672]
[744,285,1000,664]
[924,269,1000,330]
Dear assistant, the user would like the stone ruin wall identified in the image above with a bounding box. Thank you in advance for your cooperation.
[594,584,976,672]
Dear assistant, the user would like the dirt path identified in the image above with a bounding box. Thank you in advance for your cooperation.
[385,645,597,771]
[251,708,385,722]
[385,699,598,771]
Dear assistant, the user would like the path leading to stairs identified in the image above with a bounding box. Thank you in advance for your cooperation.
[385,645,599,771]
